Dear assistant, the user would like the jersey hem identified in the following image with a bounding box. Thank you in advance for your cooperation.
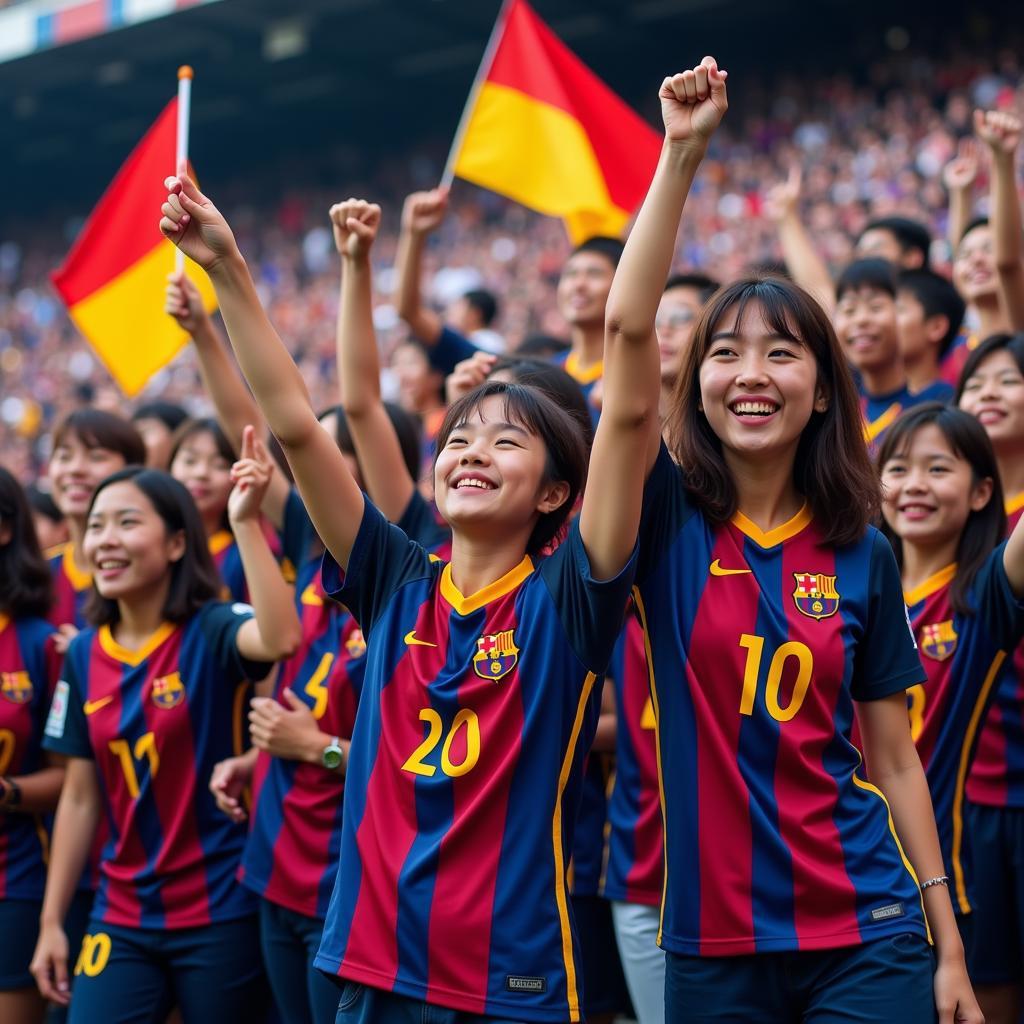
[314,956,578,1024]
[239,871,323,921]
[657,917,928,956]
[600,884,661,907]
[965,786,1024,808]
[93,902,258,931]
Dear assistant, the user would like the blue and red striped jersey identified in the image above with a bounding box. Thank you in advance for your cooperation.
[939,328,980,388]
[569,743,612,897]
[902,550,1024,915]
[859,385,939,453]
[46,542,91,629]
[967,498,1024,807]
[314,500,634,1022]
[601,615,663,908]
[240,558,365,919]
[635,445,928,956]
[42,603,270,929]
[397,490,452,561]
[0,614,60,900]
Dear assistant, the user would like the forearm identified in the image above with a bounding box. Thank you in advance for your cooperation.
[394,229,441,343]
[777,214,835,312]
[40,775,99,926]
[947,187,972,255]
[990,150,1024,329]
[606,141,705,342]
[209,254,321,448]
[337,254,382,415]
[4,765,65,813]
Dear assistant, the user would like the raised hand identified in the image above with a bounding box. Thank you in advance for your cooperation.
[942,137,980,191]
[401,188,449,236]
[227,424,272,525]
[159,167,239,271]
[165,270,208,334]
[764,164,802,223]
[329,198,382,259]
[659,56,729,149]
[975,108,1023,155]
[445,350,499,404]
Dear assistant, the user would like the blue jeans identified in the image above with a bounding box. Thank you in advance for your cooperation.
[664,933,935,1023]
[334,982,531,1024]
[260,898,338,1024]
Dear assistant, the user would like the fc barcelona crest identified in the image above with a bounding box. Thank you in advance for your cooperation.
[793,572,840,620]
[920,620,958,662]
[473,629,519,681]
[151,672,185,710]
[1,671,33,704]
[345,628,366,659]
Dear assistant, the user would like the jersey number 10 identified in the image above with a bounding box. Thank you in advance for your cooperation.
[738,634,813,722]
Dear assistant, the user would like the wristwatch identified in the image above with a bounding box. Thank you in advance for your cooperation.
[321,737,344,771]
[0,776,21,810]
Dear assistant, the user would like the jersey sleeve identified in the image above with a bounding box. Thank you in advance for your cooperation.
[852,531,927,701]
[970,542,1024,649]
[280,486,315,579]
[396,490,451,553]
[636,442,695,586]
[540,519,636,674]
[198,602,275,682]
[321,498,436,635]
[427,325,480,376]
[42,634,92,758]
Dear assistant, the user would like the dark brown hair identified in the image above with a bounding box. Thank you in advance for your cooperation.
[168,417,236,530]
[433,381,588,556]
[955,332,1024,405]
[51,408,147,467]
[877,403,1005,615]
[666,275,879,546]
[0,467,53,619]
[83,468,221,627]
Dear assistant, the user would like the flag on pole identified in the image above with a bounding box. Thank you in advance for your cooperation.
[51,93,216,397]
[446,0,662,243]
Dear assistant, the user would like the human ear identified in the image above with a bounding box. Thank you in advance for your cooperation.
[166,529,187,564]
[536,480,571,515]
[969,476,994,512]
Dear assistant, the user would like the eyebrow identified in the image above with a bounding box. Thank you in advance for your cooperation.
[89,506,145,518]
[708,331,799,343]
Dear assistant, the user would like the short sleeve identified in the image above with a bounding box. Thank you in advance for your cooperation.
[636,442,695,586]
[970,543,1024,649]
[280,487,315,577]
[396,490,451,554]
[321,498,436,635]
[539,520,636,674]
[198,602,274,682]
[42,635,92,758]
[852,532,926,701]
[428,325,480,376]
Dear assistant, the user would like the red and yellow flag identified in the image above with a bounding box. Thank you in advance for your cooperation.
[51,98,216,397]
[449,0,662,243]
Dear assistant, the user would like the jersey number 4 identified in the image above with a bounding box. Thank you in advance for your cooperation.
[739,634,813,722]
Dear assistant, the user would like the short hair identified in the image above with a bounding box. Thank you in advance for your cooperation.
[514,333,571,360]
[132,401,189,433]
[836,258,898,301]
[664,272,720,304]
[51,409,147,467]
[859,216,932,265]
[463,289,498,328]
[83,468,221,627]
[0,468,53,619]
[897,269,966,358]
[569,235,625,270]
[960,216,990,246]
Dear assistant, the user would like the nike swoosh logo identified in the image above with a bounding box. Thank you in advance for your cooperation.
[404,630,437,648]
[84,696,114,715]
[709,559,752,577]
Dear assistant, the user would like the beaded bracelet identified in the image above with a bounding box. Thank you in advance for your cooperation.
[919,875,950,891]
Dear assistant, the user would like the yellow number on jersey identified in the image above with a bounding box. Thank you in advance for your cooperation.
[108,733,160,798]
[739,634,814,723]
[401,708,481,779]
[73,933,112,977]
[906,684,926,743]
[640,696,656,730]
[0,728,14,775]
[303,652,334,720]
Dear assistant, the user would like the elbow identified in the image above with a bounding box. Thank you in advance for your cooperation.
[603,316,650,350]
[995,254,1023,274]
[270,624,303,662]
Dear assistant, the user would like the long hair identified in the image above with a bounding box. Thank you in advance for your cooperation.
[83,468,221,627]
[433,381,588,556]
[955,332,1024,404]
[877,403,1005,615]
[666,276,879,546]
[168,417,236,530]
[0,467,53,619]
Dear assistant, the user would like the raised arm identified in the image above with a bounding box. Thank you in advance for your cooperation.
[582,57,728,581]
[764,165,835,312]
[165,272,292,527]
[977,108,1024,330]
[942,137,979,256]
[330,198,417,521]
[394,188,449,345]
[160,173,364,571]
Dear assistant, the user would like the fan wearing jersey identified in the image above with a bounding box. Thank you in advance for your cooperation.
[159,105,658,1016]
[0,469,64,1024]
[877,404,1024,949]
[607,58,979,1021]
[957,331,1024,1020]
[30,435,302,1023]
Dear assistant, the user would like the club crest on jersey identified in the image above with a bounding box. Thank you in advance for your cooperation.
[151,672,185,710]
[345,628,366,659]
[793,572,840,620]
[920,620,958,661]
[473,629,519,681]
[1,671,33,704]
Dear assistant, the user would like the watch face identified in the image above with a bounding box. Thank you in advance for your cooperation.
[323,747,343,770]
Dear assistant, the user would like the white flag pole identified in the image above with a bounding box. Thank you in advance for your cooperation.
[175,65,193,273]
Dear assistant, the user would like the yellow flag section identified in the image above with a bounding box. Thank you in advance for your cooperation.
[450,0,661,244]
[51,99,216,397]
